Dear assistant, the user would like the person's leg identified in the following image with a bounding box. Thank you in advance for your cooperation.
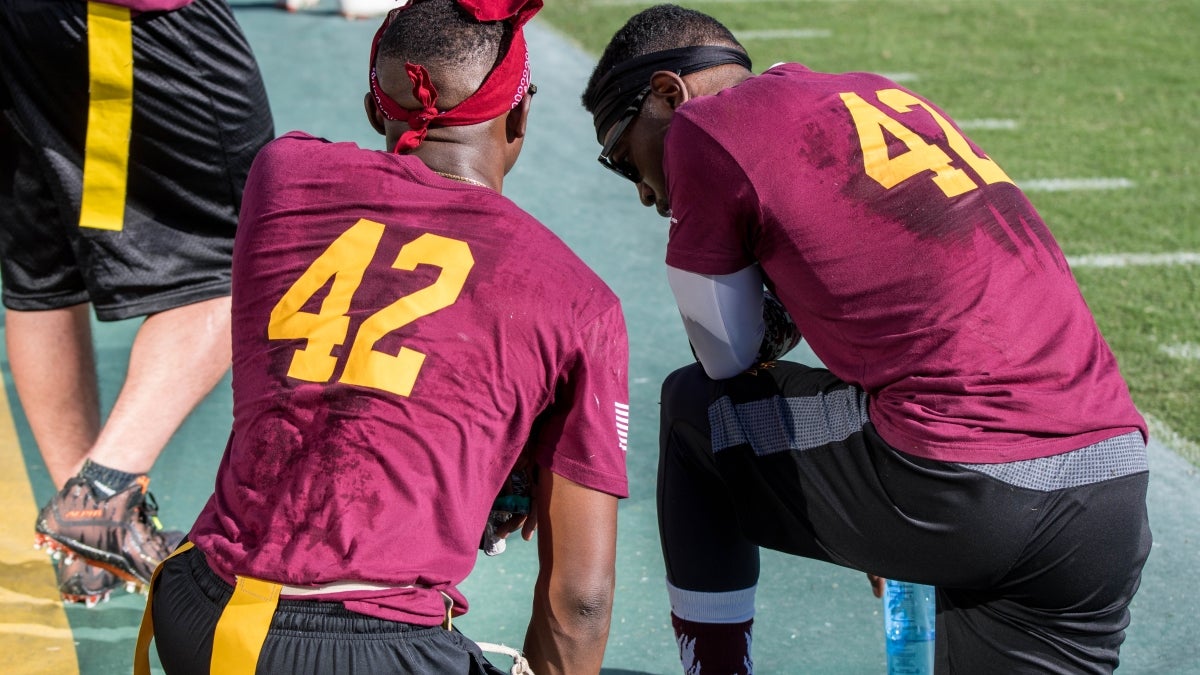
[5,305,129,605]
[4,304,100,487]
[658,364,759,675]
[87,296,231,474]
[1,8,130,605]
[936,434,1151,674]
[10,299,230,597]
[33,297,230,588]
[659,361,888,674]
[658,360,1045,674]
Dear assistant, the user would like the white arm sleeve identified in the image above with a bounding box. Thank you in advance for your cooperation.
[666,264,764,380]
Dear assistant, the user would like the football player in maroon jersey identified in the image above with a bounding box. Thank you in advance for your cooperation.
[139,2,630,673]
[584,5,1149,674]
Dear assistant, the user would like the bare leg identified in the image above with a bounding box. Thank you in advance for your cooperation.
[8,297,231,481]
[87,295,232,474]
[6,304,101,489]
[27,297,231,592]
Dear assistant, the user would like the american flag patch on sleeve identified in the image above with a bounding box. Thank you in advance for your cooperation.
[615,402,630,452]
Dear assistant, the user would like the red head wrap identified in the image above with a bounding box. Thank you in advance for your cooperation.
[369,0,542,153]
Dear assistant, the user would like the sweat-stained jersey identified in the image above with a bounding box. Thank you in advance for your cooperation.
[189,132,629,626]
[663,63,1144,464]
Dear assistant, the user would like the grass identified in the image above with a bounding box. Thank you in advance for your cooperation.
[539,0,1200,466]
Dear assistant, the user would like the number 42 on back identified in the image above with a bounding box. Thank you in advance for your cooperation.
[841,88,1014,197]
[267,219,474,397]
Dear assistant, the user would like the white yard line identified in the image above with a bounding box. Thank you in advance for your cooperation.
[1019,177,1135,192]
[1065,252,1200,268]
[1159,343,1200,361]
[958,118,1018,130]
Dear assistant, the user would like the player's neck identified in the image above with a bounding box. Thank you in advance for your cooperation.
[421,160,499,192]
[409,130,503,192]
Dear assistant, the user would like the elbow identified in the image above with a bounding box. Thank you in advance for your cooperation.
[541,574,614,640]
[558,579,615,634]
[571,585,614,628]
[526,580,614,674]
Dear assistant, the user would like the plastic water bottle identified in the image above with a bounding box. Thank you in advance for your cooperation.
[883,580,935,675]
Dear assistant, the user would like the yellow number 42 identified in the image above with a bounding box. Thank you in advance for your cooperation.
[267,218,474,397]
[840,88,1013,198]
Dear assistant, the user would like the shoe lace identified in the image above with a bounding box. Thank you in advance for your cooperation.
[137,491,166,533]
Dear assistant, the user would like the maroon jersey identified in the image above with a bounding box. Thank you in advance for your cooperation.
[663,64,1143,463]
[190,132,629,626]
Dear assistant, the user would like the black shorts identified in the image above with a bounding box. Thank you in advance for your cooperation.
[151,546,507,675]
[659,361,1152,674]
[0,0,273,320]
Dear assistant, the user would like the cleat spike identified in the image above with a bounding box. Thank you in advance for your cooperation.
[57,556,123,606]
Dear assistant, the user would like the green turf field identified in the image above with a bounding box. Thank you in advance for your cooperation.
[540,0,1200,466]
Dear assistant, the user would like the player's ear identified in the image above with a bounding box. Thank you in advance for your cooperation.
[364,92,387,136]
[650,70,689,111]
[506,83,533,143]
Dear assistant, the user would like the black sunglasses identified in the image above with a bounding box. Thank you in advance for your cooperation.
[597,86,652,183]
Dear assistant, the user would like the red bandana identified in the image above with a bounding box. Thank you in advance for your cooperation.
[369,0,542,153]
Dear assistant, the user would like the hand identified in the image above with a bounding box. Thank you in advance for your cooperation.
[480,466,536,556]
[867,573,886,598]
[492,505,537,541]
[521,506,538,541]
[756,289,801,362]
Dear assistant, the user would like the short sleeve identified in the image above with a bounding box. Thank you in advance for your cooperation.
[531,300,630,498]
[663,110,760,275]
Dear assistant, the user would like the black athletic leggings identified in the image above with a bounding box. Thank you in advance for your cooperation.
[658,361,1151,674]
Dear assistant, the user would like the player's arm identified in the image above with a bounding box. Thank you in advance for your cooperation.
[667,264,765,378]
[523,469,617,675]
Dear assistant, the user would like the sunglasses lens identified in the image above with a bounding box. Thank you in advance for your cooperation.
[596,87,651,184]
[598,155,640,183]
[615,160,640,183]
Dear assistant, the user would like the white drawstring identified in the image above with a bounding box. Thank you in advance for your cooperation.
[475,642,534,675]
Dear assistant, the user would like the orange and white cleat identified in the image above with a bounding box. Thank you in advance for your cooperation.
[34,475,183,589]
[57,557,121,608]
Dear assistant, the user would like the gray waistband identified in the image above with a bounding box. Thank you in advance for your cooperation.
[709,388,871,456]
[956,431,1147,491]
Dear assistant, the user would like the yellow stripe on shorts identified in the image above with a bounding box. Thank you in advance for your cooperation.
[134,541,282,675]
[210,575,282,674]
[80,1,134,232]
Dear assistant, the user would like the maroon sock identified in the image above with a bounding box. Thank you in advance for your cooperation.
[671,612,754,674]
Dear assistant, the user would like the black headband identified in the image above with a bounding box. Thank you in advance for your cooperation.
[588,45,753,144]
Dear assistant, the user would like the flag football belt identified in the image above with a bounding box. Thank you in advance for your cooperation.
[81,1,134,232]
[134,542,454,675]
